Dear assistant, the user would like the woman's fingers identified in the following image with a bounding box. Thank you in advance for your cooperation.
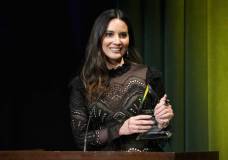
[128,116,154,126]
[154,105,166,115]
[119,111,172,135]
[160,94,167,102]
[135,128,152,133]
[152,94,174,129]
[133,115,152,120]
[155,107,173,119]
[154,100,169,115]
[129,123,153,134]
[129,120,155,129]
[130,124,152,131]
[134,119,155,125]
[126,115,156,134]
[156,112,173,120]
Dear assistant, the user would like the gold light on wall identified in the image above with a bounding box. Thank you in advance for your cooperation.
[208,1,228,160]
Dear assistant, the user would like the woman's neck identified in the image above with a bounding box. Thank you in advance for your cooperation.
[106,58,125,70]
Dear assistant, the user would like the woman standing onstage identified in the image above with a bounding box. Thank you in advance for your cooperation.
[69,9,174,151]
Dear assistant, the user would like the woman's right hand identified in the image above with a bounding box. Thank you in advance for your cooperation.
[118,115,155,136]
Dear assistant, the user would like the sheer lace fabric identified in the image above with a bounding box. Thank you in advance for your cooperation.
[69,61,165,151]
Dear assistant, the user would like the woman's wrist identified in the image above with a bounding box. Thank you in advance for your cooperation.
[158,120,169,129]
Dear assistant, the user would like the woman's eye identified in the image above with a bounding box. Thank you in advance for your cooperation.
[105,32,113,37]
[119,32,128,38]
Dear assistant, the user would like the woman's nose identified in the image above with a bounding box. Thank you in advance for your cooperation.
[113,36,121,44]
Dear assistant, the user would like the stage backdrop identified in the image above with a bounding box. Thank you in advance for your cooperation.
[1,0,228,160]
[118,1,228,160]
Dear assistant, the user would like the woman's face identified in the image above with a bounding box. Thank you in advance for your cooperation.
[101,18,129,67]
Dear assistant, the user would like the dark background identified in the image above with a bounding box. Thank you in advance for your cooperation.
[1,0,221,153]
[1,0,119,150]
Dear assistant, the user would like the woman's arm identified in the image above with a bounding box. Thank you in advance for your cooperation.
[69,77,122,150]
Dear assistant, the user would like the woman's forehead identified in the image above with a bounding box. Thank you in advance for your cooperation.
[106,18,128,32]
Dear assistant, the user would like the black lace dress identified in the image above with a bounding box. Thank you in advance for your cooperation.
[69,61,168,151]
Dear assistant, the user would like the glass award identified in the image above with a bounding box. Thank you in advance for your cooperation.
[136,84,172,140]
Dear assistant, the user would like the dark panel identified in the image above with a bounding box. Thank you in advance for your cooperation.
[0,0,117,150]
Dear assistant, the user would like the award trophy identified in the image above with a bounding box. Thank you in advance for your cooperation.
[136,84,172,140]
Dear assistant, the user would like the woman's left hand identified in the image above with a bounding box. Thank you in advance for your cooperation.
[154,94,174,129]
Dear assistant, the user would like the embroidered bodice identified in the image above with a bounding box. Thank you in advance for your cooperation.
[69,61,166,151]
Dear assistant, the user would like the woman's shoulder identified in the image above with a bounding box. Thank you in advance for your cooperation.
[68,75,85,90]
[130,62,162,78]
[147,66,162,79]
[130,61,147,71]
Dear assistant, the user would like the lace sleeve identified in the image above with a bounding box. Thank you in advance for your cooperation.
[69,77,121,150]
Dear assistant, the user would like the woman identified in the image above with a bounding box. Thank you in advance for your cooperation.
[69,9,174,151]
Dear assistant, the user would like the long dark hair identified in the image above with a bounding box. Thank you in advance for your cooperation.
[81,9,142,102]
